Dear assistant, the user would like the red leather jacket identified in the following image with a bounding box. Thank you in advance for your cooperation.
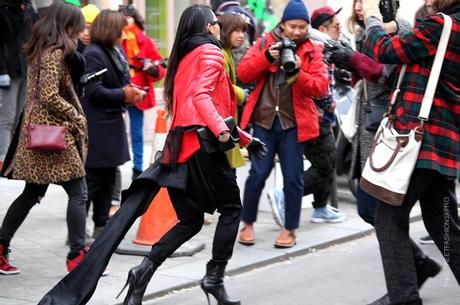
[171,44,251,162]
[238,32,329,142]
[122,30,165,110]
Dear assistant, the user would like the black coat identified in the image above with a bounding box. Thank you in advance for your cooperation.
[82,43,130,168]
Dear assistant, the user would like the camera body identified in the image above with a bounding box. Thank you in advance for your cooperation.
[274,38,297,72]
[379,0,400,23]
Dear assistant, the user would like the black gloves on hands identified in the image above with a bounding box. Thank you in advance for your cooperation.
[323,40,355,71]
[247,137,268,160]
[330,42,355,69]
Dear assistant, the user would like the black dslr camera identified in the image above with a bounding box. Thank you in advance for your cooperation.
[274,38,297,72]
[379,0,400,22]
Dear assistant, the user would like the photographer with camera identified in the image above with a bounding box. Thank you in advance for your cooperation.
[361,0,460,303]
[266,6,347,228]
[237,0,329,248]
[326,1,442,304]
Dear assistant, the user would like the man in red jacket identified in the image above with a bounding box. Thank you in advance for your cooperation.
[237,0,329,248]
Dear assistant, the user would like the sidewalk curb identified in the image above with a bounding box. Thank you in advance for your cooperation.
[120,214,423,304]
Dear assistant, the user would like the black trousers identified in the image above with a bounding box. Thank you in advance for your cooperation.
[0,177,87,255]
[375,168,460,303]
[85,167,116,228]
[303,121,336,208]
[147,151,242,266]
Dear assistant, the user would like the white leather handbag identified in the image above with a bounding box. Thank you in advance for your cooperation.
[360,13,452,206]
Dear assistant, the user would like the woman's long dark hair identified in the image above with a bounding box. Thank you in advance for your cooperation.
[163,5,215,114]
[24,1,84,63]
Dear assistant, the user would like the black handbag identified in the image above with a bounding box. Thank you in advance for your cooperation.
[363,81,389,132]
[197,117,240,153]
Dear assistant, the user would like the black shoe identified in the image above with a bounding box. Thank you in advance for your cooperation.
[117,257,157,305]
[416,256,442,288]
[200,261,240,305]
[367,294,423,305]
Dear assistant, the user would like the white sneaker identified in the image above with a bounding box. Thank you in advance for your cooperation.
[267,189,285,228]
[311,206,346,223]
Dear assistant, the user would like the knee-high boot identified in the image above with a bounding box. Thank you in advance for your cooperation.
[200,261,240,305]
[117,257,157,305]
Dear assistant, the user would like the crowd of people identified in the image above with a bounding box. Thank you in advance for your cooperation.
[0,0,458,305]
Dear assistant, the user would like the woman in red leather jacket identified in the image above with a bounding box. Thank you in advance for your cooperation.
[118,5,266,305]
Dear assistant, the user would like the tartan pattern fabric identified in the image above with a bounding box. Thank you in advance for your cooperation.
[363,14,460,178]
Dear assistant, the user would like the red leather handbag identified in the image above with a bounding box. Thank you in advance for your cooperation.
[27,124,66,152]
[26,57,67,152]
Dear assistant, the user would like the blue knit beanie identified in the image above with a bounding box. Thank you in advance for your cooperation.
[281,0,310,23]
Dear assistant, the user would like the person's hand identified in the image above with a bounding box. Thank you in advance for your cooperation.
[0,74,11,89]
[265,43,281,63]
[362,0,382,22]
[142,59,159,77]
[123,85,145,105]
[383,21,398,34]
[294,55,302,70]
[247,137,268,160]
[330,42,355,69]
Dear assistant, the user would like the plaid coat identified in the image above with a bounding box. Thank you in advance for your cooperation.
[363,9,460,178]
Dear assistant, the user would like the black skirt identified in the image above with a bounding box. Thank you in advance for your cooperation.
[155,149,240,214]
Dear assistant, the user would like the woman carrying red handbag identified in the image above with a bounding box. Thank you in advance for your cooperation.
[0,1,89,275]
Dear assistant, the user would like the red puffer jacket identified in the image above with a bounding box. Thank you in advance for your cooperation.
[171,43,251,162]
[238,32,329,142]
[122,30,165,110]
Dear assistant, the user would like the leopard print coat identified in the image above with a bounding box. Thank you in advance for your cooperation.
[5,49,88,184]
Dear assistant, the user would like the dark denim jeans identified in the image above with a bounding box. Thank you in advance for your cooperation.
[242,117,305,230]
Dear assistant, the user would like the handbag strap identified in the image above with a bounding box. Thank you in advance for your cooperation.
[388,14,452,122]
[27,55,42,127]
[419,13,452,120]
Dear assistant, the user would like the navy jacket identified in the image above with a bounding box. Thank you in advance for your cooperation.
[82,43,130,168]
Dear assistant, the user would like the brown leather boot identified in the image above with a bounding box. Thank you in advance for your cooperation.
[238,224,255,246]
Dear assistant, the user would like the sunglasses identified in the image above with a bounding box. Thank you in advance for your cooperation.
[209,20,222,29]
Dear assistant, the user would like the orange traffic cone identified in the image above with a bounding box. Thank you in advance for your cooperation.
[133,188,178,245]
[149,109,168,164]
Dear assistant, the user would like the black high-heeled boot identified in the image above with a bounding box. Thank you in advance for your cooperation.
[200,262,240,305]
[117,257,157,305]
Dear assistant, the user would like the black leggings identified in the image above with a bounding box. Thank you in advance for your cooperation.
[147,151,242,267]
[147,187,241,266]
[0,177,87,255]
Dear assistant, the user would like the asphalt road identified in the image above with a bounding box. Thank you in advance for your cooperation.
[144,220,459,305]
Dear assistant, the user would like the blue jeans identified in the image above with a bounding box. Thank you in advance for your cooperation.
[0,77,26,160]
[242,117,305,230]
[127,106,144,172]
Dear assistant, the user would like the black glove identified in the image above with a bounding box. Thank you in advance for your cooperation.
[246,137,268,160]
[329,41,355,71]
